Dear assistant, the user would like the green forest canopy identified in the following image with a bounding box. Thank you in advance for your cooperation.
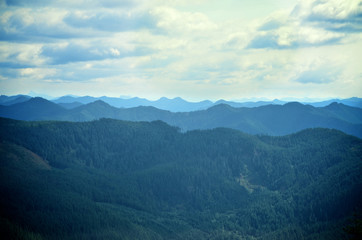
[0,117,361,239]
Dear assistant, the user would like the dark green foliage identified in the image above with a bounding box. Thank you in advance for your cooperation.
[343,211,362,240]
[0,118,361,239]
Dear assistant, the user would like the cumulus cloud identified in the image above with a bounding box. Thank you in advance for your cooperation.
[247,0,359,49]
[40,42,153,64]
[293,0,362,21]
[4,0,139,9]
[0,2,156,43]
[0,0,361,99]
[64,10,156,32]
[19,67,57,78]
[247,26,343,49]
[0,7,90,41]
[292,0,362,32]
[295,68,337,84]
[4,0,49,7]
[41,43,107,64]
[258,12,289,31]
[0,66,57,80]
[0,43,46,68]
[150,6,217,35]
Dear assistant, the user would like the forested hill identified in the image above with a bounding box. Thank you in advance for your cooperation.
[0,97,362,138]
[0,117,361,239]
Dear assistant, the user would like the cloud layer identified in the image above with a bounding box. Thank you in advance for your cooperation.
[0,0,361,100]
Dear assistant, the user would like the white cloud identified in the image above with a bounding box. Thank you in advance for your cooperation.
[19,67,57,79]
[292,0,362,32]
[110,48,121,56]
[0,0,361,100]
[307,0,361,20]
[150,6,217,34]
[0,42,46,66]
[297,26,344,45]
[246,0,360,50]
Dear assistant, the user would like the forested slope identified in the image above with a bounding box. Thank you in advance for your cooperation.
[0,118,361,239]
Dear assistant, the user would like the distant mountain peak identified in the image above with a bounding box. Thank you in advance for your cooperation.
[87,100,111,107]
[28,97,54,104]
[325,102,350,110]
[208,103,234,111]
[157,97,171,102]
[283,102,305,107]
[172,97,185,101]
[328,102,340,106]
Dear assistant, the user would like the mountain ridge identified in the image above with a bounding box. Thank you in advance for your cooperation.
[2,94,362,111]
[1,97,362,138]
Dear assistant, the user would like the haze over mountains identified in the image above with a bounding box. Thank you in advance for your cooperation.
[0,95,361,138]
[1,94,362,112]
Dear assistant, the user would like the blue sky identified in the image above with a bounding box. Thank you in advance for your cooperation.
[0,0,361,101]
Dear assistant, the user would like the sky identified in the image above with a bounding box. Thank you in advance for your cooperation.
[0,0,361,101]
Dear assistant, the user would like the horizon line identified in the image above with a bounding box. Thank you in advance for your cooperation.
[1,93,361,104]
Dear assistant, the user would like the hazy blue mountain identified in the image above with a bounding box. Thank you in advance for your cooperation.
[57,101,84,109]
[238,99,287,107]
[342,97,362,108]
[64,100,121,121]
[0,97,67,120]
[307,97,362,108]
[1,97,362,138]
[171,102,362,138]
[2,94,361,111]
[27,91,54,100]
[99,96,150,108]
[48,95,362,111]
[53,95,98,104]
[213,99,286,108]
[0,118,361,239]
[152,97,213,112]
[63,101,172,122]
[323,102,362,124]
[54,95,213,112]
[0,95,31,106]
[53,95,285,111]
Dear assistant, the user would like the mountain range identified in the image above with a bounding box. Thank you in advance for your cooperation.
[0,97,361,138]
[1,94,362,112]
[0,95,31,106]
